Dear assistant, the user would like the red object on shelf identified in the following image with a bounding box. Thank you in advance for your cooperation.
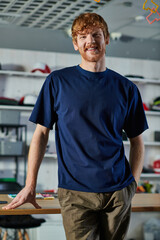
[44,189,58,193]
[31,62,51,73]
[153,159,160,174]
[143,102,149,111]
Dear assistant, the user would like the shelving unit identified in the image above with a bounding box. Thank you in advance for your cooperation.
[0,124,27,185]
[124,139,160,180]
[0,70,52,187]
[0,69,57,188]
[125,77,160,186]
[0,104,58,161]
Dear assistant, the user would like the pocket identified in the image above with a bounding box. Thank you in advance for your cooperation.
[127,180,137,199]
[113,181,137,207]
[58,188,67,204]
[58,188,73,208]
[133,180,138,190]
[132,180,137,193]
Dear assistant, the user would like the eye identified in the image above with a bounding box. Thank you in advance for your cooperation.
[80,35,86,39]
[93,33,101,38]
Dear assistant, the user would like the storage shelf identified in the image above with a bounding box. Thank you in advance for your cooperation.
[1,72,159,83]
[129,77,160,85]
[145,111,160,116]
[0,124,27,128]
[141,173,160,178]
[123,141,160,146]
[0,105,157,116]
[0,154,26,157]
[0,70,48,78]
[44,153,57,159]
[0,105,33,111]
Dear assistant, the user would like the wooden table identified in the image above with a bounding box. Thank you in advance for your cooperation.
[0,193,160,215]
[132,193,160,212]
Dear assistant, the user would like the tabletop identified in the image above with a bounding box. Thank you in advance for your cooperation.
[0,193,160,215]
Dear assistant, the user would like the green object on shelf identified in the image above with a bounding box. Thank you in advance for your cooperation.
[144,182,153,193]
[0,178,16,182]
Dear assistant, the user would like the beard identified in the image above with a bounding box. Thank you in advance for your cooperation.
[79,44,106,62]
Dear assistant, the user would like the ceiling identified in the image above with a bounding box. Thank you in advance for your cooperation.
[100,0,160,40]
[0,0,160,60]
[0,0,110,30]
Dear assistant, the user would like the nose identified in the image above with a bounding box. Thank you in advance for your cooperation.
[86,34,95,44]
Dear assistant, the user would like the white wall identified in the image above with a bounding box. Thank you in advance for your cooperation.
[1,48,160,78]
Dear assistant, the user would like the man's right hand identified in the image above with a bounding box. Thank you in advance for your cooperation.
[2,185,41,210]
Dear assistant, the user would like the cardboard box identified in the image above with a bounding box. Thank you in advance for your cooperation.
[0,141,23,155]
[0,110,20,125]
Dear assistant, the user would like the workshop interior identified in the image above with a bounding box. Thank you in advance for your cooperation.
[0,0,160,239]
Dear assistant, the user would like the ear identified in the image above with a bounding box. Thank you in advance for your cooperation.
[105,35,110,45]
[73,41,79,51]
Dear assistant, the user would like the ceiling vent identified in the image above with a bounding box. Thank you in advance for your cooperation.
[0,0,111,30]
[0,13,23,24]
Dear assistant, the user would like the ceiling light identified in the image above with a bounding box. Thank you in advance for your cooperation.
[110,32,122,41]
[65,27,72,38]
[135,15,145,21]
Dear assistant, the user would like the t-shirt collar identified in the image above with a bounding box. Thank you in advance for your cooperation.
[76,65,109,78]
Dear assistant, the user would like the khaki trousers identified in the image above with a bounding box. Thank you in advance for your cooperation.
[58,181,137,240]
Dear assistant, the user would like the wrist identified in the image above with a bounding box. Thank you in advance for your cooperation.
[25,179,36,190]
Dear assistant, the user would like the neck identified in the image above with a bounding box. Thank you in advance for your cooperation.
[80,57,106,72]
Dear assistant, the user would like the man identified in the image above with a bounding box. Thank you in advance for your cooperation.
[3,13,148,240]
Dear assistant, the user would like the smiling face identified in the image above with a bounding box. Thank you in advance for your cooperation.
[73,27,109,63]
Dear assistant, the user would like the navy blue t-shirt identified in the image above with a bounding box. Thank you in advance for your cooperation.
[29,65,148,193]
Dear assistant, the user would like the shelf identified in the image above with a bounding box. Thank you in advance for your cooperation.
[123,141,160,146]
[145,111,160,116]
[129,77,160,85]
[0,105,33,111]
[44,153,57,159]
[144,141,160,146]
[141,173,160,178]
[0,154,25,157]
[0,105,157,115]
[0,124,27,128]
[0,105,157,116]
[0,70,48,78]
[0,72,159,83]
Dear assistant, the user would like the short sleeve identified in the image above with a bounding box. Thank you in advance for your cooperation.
[123,84,149,138]
[29,76,57,129]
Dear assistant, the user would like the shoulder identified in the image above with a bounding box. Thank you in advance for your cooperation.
[108,69,132,84]
[108,69,137,90]
[43,66,77,91]
[49,66,76,79]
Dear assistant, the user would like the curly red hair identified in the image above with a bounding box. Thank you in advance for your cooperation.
[72,13,109,42]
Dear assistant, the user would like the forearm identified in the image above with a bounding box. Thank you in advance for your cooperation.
[26,124,49,189]
[129,135,145,184]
